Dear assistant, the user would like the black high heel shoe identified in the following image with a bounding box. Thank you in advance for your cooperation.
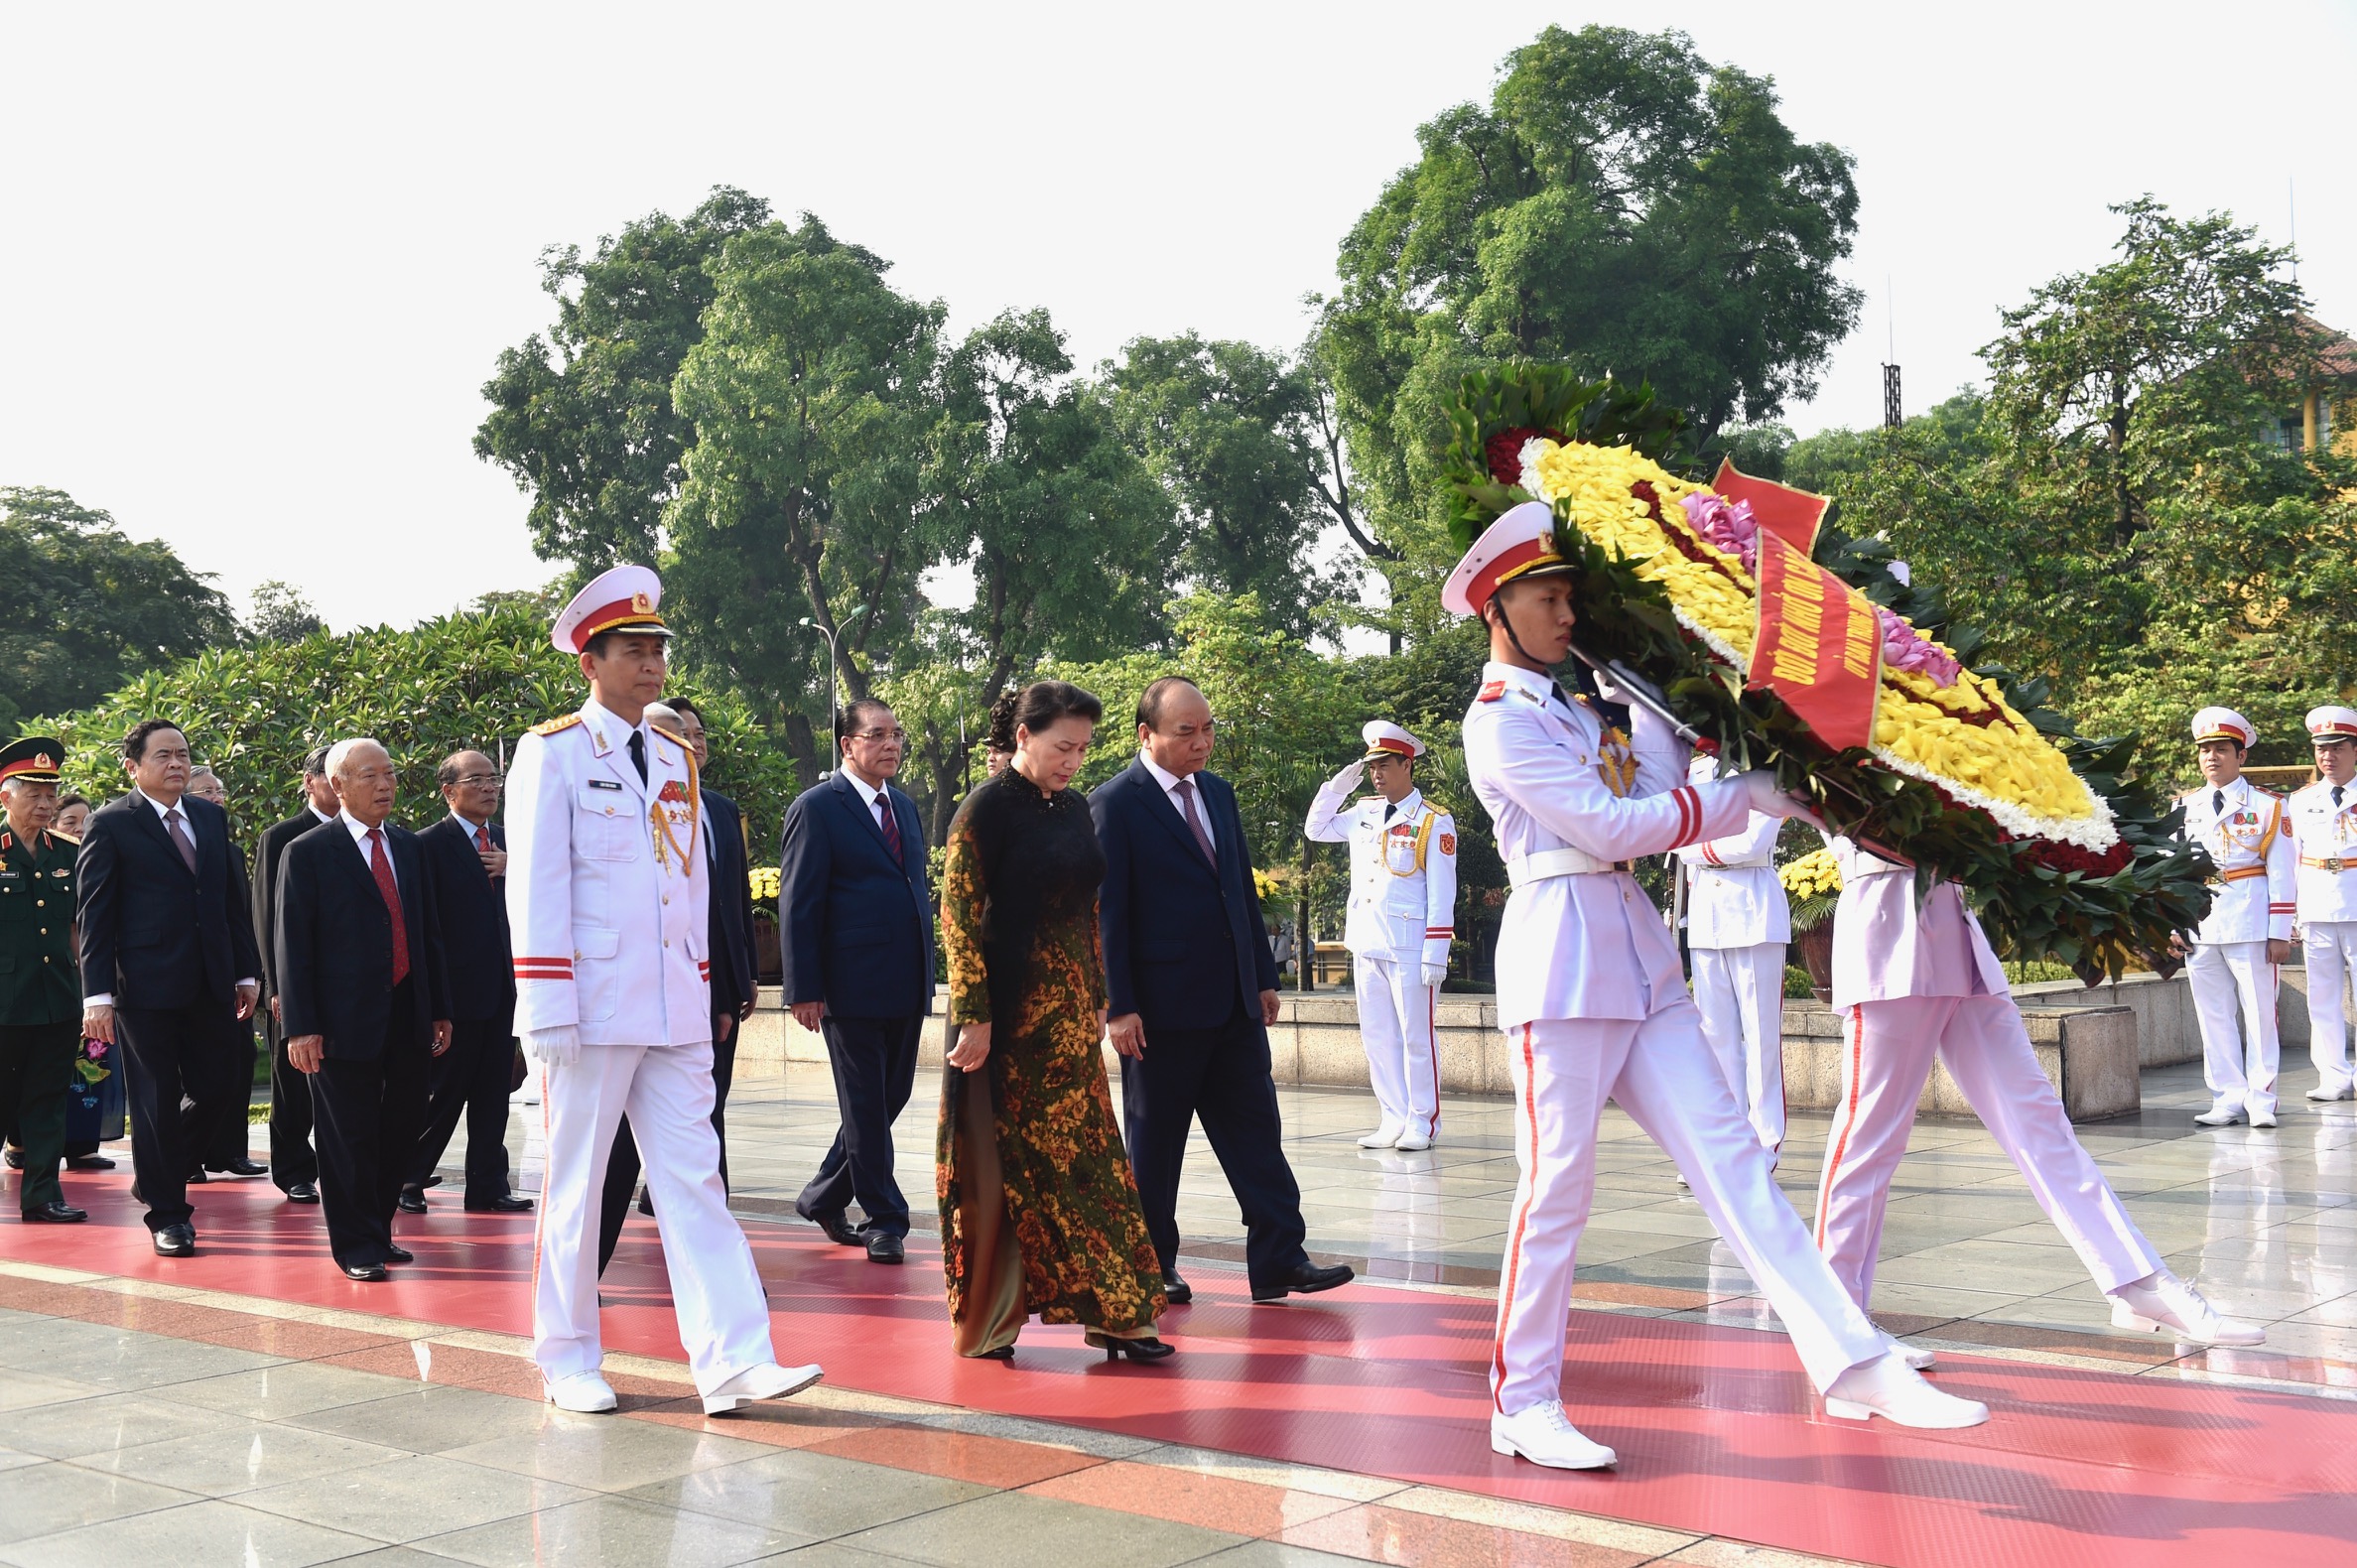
[1089,1333,1175,1363]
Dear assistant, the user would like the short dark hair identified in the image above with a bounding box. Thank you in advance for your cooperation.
[839,698,894,741]
[122,719,187,763]
[1136,677,1202,731]
[57,792,88,812]
[990,681,1103,753]
[302,744,332,778]
[667,696,703,723]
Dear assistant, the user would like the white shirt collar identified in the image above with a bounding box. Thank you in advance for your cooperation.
[340,810,386,846]
[841,767,885,810]
[1140,755,1193,796]
[134,787,185,821]
[1380,787,1423,819]
[451,809,491,834]
[309,803,335,825]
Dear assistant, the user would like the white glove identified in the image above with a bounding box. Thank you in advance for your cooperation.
[1736,770,1815,822]
[1421,962,1447,988]
[523,1026,580,1069]
[1325,760,1365,793]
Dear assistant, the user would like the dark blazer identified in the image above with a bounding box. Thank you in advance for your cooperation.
[1092,759,1279,1032]
[275,819,450,1060]
[778,771,932,1018]
[414,816,515,1025]
[76,792,264,1009]
[253,809,328,1002]
[703,789,759,1019]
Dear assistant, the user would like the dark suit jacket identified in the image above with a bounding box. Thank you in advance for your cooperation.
[275,819,450,1061]
[778,771,932,1019]
[76,792,264,1009]
[703,790,759,1020]
[1092,759,1279,1032]
[415,816,515,1026]
[253,809,330,1002]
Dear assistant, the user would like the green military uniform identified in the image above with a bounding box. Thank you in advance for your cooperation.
[0,737,84,1219]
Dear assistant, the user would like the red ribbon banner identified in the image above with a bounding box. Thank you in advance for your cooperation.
[1748,529,1882,753]
[1713,457,1831,557]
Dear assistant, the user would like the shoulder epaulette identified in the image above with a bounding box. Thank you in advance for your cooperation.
[49,829,79,847]
[648,723,688,747]
[530,714,585,736]
[1476,681,1506,703]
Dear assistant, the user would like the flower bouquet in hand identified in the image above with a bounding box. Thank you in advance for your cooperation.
[1442,363,2209,980]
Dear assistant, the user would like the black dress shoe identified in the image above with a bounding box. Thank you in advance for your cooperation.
[1250,1261,1355,1303]
[340,1262,389,1282]
[397,1187,429,1215]
[468,1194,534,1213]
[1091,1332,1176,1363]
[3,1147,23,1170]
[1160,1269,1193,1305]
[209,1158,269,1178]
[383,1243,414,1264]
[806,1211,864,1247]
[185,1169,207,1184]
[153,1224,196,1257]
[865,1232,906,1264]
[284,1181,320,1204]
[65,1154,115,1170]
[24,1201,87,1224]
[421,1174,443,1188]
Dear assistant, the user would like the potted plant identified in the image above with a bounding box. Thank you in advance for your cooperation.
[1779,849,1842,1003]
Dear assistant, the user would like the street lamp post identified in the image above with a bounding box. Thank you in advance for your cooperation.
[798,616,843,772]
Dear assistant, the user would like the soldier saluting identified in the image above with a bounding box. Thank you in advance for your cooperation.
[0,738,88,1226]
[507,566,821,1416]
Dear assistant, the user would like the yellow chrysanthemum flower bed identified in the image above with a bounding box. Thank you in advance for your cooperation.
[1777,849,1842,899]
[1520,437,2113,850]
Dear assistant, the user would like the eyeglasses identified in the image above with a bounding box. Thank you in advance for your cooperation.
[849,728,908,744]
[454,773,504,788]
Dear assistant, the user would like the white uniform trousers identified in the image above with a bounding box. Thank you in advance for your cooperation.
[1489,1004,1885,1415]
[2186,941,2282,1116]
[1690,942,1786,1159]
[2303,923,2357,1096]
[533,1041,778,1396]
[1355,954,1439,1139]
[1812,995,2161,1307]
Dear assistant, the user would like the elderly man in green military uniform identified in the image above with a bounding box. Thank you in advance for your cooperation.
[0,737,89,1224]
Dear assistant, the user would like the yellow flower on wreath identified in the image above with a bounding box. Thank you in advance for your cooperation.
[1778,849,1842,899]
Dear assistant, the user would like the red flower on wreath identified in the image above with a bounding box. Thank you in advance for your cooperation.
[2018,840,2132,878]
[1485,427,1564,484]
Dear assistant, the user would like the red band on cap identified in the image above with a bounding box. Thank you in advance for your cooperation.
[572,599,668,652]
[1465,537,1567,612]
[1370,737,1417,757]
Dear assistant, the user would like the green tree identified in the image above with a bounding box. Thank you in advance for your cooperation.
[0,486,238,732]
[474,187,773,572]
[243,580,326,643]
[1105,333,1346,639]
[1320,22,1863,587]
[666,215,947,783]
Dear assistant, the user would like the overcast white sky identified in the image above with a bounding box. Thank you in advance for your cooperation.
[4,2,2349,633]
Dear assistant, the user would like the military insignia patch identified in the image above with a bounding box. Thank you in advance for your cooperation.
[530,714,585,736]
[1439,833,1455,854]
[658,780,691,804]
[1477,680,1506,703]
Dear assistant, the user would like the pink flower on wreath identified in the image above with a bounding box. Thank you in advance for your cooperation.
[1876,606,1962,686]
[1679,492,1760,572]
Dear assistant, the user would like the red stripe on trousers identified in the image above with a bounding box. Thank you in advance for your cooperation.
[1492,1022,1542,1412]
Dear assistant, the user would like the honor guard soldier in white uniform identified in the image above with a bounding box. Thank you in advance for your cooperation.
[509,565,821,1416]
[1811,835,2261,1354]
[2175,708,2295,1127]
[2290,706,2357,1102]
[1304,721,1457,1150]
[1673,752,1788,1162]
[1447,502,1984,1472]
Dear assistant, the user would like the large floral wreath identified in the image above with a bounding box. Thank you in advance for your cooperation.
[1443,364,2210,980]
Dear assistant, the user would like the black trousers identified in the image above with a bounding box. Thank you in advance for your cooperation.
[0,1021,77,1213]
[597,1013,736,1274]
[794,1012,921,1239]
[265,1005,318,1190]
[201,1022,259,1171]
[117,999,243,1232]
[309,996,431,1269]
[406,1016,515,1205]
[1119,997,1309,1289]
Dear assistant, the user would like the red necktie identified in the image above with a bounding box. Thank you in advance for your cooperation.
[367,828,411,985]
[474,824,491,853]
[876,794,903,865]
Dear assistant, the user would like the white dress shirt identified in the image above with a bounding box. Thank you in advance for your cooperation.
[1140,755,1215,851]
[342,811,399,892]
[841,765,896,839]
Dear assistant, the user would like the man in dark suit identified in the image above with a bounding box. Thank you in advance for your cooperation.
[403,749,529,1215]
[275,738,451,1281]
[75,719,264,1255]
[189,765,269,1181]
[597,698,757,1272]
[1092,677,1353,1305]
[779,698,932,1265]
[254,745,338,1204]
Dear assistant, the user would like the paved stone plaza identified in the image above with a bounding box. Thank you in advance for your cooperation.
[0,1046,2351,1566]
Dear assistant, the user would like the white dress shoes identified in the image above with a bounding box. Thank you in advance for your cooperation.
[2306,1083,2355,1102]
[1357,1120,1405,1149]
[1883,1332,1936,1371]
[2193,1102,2245,1126]
[546,1372,618,1413]
[1490,1399,1617,1470]
[2250,1108,2280,1128]
[2110,1271,2265,1347]
[1823,1353,1988,1428]
[702,1361,825,1416]
[1392,1130,1433,1152]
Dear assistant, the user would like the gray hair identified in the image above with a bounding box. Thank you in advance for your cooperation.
[325,737,388,777]
[643,702,681,729]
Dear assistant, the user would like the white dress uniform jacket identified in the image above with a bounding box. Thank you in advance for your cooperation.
[2178,778,2295,946]
[2289,780,2357,927]
[507,696,711,1048]
[1302,782,1457,968]
[1673,759,1788,949]
[1825,837,2007,1013]
[1463,662,1749,1027]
